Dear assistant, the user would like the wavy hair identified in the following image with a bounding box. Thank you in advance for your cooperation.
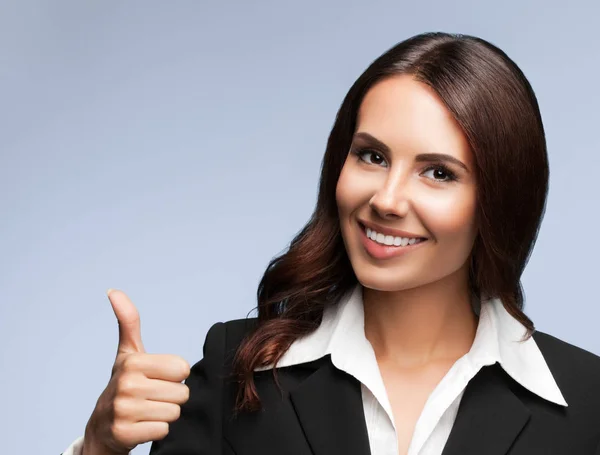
[232,32,549,411]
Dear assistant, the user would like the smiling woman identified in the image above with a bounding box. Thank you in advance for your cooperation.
[63,32,600,455]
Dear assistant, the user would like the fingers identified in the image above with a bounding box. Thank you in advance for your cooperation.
[144,379,190,404]
[108,289,145,355]
[114,397,183,422]
[117,353,190,382]
[115,375,190,404]
[111,421,171,448]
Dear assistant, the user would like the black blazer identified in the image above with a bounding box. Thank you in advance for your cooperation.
[149,318,600,455]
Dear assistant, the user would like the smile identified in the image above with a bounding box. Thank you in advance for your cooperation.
[358,222,428,260]
[364,225,425,247]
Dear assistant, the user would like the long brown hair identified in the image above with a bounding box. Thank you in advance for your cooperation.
[232,32,549,411]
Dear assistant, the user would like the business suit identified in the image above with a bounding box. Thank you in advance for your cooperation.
[148,317,600,455]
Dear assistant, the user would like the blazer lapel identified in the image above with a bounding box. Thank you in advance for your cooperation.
[289,356,371,455]
[442,363,531,455]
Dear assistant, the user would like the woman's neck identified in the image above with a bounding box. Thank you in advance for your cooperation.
[363,267,478,369]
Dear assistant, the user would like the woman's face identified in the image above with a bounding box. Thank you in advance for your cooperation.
[336,74,478,292]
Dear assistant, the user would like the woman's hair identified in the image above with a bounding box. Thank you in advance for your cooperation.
[232,32,550,411]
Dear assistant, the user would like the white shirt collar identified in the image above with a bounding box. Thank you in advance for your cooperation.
[259,283,568,407]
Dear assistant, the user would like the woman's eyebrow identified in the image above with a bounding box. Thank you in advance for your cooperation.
[352,132,391,154]
[352,131,469,172]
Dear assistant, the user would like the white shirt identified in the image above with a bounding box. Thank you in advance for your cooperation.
[63,284,568,455]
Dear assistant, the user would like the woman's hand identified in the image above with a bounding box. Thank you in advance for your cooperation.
[82,290,191,455]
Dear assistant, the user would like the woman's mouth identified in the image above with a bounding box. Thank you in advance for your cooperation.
[358,222,428,260]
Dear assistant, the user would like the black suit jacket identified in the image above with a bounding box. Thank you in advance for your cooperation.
[149,318,600,455]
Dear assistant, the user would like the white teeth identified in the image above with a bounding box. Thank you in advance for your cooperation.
[365,227,423,247]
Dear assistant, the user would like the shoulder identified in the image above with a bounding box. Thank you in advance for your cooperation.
[533,330,600,375]
[196,317,259,366]
[532,330,600,405]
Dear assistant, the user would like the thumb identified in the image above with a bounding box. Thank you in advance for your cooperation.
[107,288,145,355]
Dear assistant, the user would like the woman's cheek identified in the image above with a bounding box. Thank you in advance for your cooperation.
[416,189,477,241]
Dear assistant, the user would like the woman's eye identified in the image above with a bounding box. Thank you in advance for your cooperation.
[357,149,388,167]
[422,165,456,182]
[353,149,457,183]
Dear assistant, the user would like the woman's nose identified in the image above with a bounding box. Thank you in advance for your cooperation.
[368,177,411,220]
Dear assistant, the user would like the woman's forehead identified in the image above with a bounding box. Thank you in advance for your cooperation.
[355,75,472,163]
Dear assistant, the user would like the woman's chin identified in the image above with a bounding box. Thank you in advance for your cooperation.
[355,272,423,293]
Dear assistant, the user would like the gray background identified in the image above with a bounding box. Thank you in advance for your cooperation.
[1,1,598,453]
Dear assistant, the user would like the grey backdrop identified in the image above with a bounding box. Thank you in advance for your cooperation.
[1,1,598,453]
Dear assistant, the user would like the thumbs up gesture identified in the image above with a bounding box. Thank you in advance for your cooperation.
[82,290,191,455]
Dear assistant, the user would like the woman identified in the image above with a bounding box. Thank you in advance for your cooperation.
[63,32,600,455]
